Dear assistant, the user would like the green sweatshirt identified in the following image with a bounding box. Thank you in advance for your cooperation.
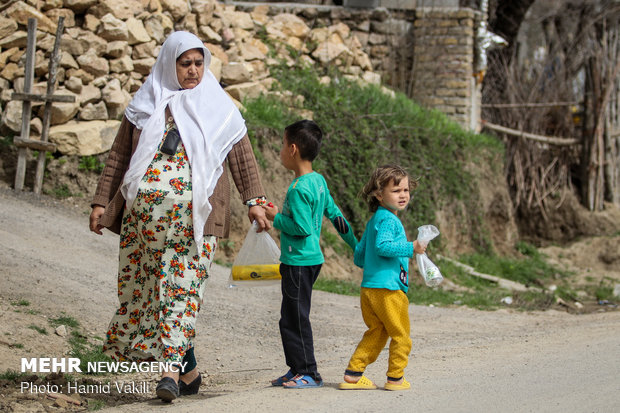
[274,172,357,266]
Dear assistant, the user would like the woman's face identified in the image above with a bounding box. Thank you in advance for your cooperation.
[176,48,205,89]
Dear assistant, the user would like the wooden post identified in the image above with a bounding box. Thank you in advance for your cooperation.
[14,18,37,192]
[34,16,65,195]
[11,17,72,194]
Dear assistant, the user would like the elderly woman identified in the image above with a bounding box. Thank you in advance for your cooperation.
[89,31,269,402]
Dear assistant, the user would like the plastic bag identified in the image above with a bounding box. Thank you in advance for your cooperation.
[229,221,281,287]
[416,225,443,287]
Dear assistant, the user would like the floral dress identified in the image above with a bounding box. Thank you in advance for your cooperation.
[103,121,216,364]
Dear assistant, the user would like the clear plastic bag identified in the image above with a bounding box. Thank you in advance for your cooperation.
[229,221,281,287]
[416,225,443,287]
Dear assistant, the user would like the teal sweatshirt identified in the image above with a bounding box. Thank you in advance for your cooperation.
[274,172,357,266]
[354,206,414,293]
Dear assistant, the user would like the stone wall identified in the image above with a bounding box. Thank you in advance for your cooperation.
[0,0,480,156]
[411,7,478,129]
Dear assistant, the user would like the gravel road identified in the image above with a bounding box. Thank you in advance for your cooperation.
[1,188,618,413]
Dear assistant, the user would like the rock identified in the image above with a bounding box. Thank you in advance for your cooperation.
[30,117,43,136]
[208,55,222,81]
[133,58,156,76]
[5,1,57,34]
[45,8,76,28]
[98,13,128,41]
[221,27,235,44]
[221,62,252,85]
[251,7,269,25]
[45,89,79,125]
[49,119,121,155]
[63,29,107,56]
[225,81,267,102]
[53,398,69,409]
[247,38,269,56]
[79,101,108,120]
[0,16,18,39]
[232,27,252,42]
[65,68,95,84]
[247,60,268,80]
[124,76,142,93]
[312,42,350,64]
[64,76,82,93]
[0,31,32,49]
[194,0,216,25]
[55,325,67,337]
[76,49,110,77]
[58,50,79,70]
[273,14,310,38]
[330,22,351,39]
[238,42,266,61]
[178,14,198,35]
[144,15,166,43]
[613,284,620,298]
[34,51,50,78]
[110,55,134,73]
[218,10,254,30]
[63,0,98,13]
[83,14,100,32]
[161,0,190,21]
[0,47,17,68]
[126,17,152,45]
[88,0,143,19]
[205,43,228,65]
[102,78,131,119]
[42,0,64,10]
[368,32,386,45]
[199,25,222,43]
[0,62,21,82]
[106,41,130,59]
[132,41,157,59]
[361,70,381,85]
[354,51,372,71]
[1,100,23,133]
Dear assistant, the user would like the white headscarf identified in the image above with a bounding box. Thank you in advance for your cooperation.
[121,31,247,245]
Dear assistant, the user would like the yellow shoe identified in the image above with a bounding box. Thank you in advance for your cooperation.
[338,375,377,390]
[384,378,411,391]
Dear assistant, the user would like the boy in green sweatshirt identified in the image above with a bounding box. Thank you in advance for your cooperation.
[262,119,357,388]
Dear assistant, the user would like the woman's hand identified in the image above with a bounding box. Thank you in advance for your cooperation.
[89,206,106,235]
[249,205,271,232]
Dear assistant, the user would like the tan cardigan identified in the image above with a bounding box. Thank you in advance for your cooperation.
[92,116,265,238]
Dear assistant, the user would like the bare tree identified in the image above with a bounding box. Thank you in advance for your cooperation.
[482,0,620,222]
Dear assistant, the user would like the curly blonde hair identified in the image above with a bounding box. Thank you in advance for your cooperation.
[360,164,418,212]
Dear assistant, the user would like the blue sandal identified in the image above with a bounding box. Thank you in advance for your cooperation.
[271,369,295,386]
[283,374,323,389]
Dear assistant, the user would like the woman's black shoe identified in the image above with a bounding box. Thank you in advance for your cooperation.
[156,377,179,402]
[179,372,202,396]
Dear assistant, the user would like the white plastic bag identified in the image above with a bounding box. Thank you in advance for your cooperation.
[229,221,281,287]
[416,225,443,287]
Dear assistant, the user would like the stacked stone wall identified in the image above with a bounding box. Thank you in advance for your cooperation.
[411,8,476,127]
[0,0,478,156]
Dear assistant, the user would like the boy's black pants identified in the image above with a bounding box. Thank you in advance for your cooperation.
[279,263,322,382]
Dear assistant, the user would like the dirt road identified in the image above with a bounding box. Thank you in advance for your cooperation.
[1,187,619,412]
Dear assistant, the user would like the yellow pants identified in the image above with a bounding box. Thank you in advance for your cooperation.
[346,288,412,379]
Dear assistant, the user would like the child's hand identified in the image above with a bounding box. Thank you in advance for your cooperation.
[261,202,278,221]
[413,240,427,255]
